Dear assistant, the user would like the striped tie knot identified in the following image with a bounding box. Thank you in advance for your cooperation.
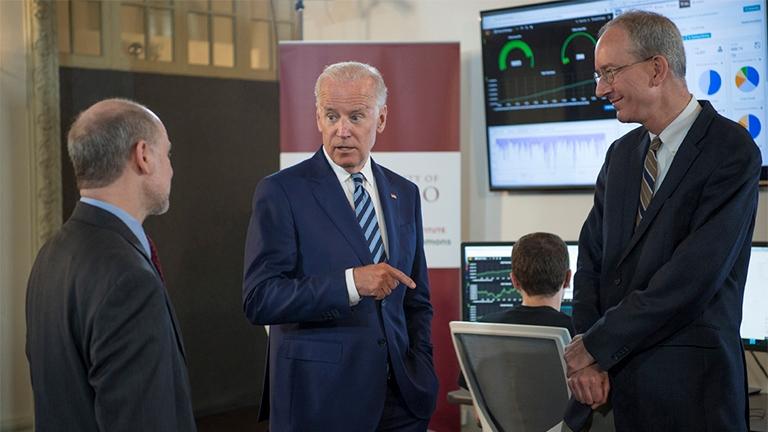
[351,172,365,186]
[649,136,662,153]
[350,172,387,263]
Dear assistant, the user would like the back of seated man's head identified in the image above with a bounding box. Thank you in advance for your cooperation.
[511,232,569,298]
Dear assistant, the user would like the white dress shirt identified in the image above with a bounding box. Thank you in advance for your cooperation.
[322,147,390,306]
[648,95,702,192]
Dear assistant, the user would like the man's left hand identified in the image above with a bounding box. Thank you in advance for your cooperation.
[565,334,596,376]
[567,363,610,409]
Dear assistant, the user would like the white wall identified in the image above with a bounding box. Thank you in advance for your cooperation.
[0,0,35,430]
[302,0,768,391]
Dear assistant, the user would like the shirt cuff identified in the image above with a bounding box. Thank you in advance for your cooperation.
[345,268,361,306]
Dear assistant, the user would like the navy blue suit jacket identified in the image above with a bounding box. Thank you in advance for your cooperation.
[568,100,761,431]
[243,149,438,431]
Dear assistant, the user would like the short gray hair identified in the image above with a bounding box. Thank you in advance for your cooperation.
[67,98,160,189]
[599,10,686,79]
[314,61,388,108]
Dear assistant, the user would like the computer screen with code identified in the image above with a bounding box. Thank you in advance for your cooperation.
[461,241,768,351]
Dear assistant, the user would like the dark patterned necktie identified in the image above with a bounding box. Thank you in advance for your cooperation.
[147,235,165,283]
[351,173,387,263]
[637,136,662,226]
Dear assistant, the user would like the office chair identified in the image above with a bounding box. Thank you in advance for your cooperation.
[450,321,573,432]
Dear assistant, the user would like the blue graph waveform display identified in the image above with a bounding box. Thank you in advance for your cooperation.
[490,133,608,187]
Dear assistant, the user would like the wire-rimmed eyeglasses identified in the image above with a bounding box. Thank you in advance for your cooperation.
[594,56,655,85]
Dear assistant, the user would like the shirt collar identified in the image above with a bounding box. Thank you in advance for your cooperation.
[321,146,376,186]
[650,95,701,149]
[79,197,151,257]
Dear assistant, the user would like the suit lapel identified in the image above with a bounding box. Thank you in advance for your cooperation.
[308,150,373,265]
[618,103,710,265]
[618,133,649,253]
[371,159,400,268]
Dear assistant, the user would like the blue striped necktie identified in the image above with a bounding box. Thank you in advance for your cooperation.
[637,136,662,226]
[351,173,387,263]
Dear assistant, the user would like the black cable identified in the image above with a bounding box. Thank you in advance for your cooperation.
[750,350,768,379]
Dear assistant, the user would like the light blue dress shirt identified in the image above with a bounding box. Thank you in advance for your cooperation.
[79,197,151,257]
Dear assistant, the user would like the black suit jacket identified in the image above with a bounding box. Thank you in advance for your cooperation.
[26,202,196,431]
[568,100,761,431]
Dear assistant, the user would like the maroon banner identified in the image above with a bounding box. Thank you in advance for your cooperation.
[279,42,459,153]
[279,42,461,431]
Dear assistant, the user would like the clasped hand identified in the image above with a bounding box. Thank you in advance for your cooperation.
[353,263,416,300]
[564,334,610,409]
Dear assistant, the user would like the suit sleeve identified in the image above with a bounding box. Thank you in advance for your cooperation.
[573,144,613,334]
[88,270,184,432]
[584,136,761,371]
[403,186,434,357]
[242,175,351,325]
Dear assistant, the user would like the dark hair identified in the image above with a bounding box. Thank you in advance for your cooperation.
[67,98,160,189]
[511,232,569,297]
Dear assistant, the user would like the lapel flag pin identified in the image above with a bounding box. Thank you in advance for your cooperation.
[390,193,397,200]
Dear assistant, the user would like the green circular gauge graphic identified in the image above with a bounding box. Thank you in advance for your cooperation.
[561,32,596,65]
[498,40,535,70]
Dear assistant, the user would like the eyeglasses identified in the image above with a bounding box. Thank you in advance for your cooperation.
[594,56,655,85]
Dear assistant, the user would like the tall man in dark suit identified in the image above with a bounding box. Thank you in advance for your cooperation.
[564,11,762,432]
[26,99,196,431]
[243,61,438,431]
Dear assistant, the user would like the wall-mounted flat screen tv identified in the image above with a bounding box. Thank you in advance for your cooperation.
[481,0,768,190]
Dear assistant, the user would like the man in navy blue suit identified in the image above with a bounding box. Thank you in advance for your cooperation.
[243,61,438,431]
[564,11,761,432]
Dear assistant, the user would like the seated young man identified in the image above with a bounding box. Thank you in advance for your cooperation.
[459,232,574,388]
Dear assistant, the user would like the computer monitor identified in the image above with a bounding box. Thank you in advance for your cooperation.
[742,242,768,351]
[461,241,577,322]
[461,241,768,351]
[480,0,768,190]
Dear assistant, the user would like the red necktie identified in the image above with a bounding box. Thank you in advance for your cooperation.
[147,235,165,283]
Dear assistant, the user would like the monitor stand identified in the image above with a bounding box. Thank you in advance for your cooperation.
[749,385,762,395]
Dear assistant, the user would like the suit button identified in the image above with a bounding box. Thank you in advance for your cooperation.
[378,339,387,347]
[381,299,387,306]
[614,278,621,285]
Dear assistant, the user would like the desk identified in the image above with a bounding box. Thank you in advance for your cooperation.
[752,393,767,432]
[446,388,472,406]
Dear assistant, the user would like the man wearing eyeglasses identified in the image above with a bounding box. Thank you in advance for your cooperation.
[563,10,761,432]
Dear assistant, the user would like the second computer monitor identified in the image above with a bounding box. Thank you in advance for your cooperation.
[461,241,577,322]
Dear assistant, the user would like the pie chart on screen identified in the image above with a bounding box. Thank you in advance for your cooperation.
[735,66,759,92]
[739,114,761,139]
[699,70,721,95]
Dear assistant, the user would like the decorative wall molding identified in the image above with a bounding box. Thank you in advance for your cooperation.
[26,0,61,251]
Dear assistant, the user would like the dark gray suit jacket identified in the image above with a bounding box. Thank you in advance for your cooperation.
[567,100,761,431]
[26,202,196,431]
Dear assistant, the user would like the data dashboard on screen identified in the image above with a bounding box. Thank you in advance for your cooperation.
[461,242,577,321]
[481,0,768,190]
